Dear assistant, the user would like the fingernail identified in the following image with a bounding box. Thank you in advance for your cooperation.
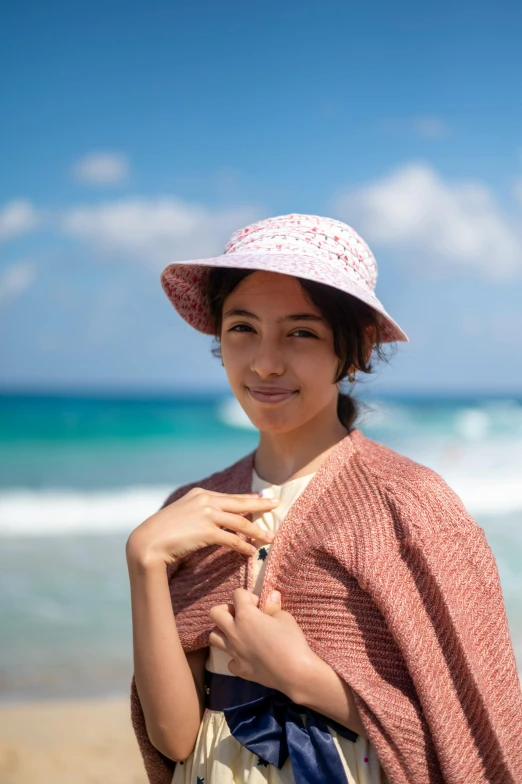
[266,532,275,540]
[270,590,280,602]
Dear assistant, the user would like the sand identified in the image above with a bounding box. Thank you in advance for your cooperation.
[2,684,521,783]
[0,696,148,784]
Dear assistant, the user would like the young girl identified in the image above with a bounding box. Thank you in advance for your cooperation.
[127,214,522,784]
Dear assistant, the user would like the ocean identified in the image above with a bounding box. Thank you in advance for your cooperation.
[1,390,521,701]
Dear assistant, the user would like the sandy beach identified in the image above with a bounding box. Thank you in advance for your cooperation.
[0,696,148,784]
[2,685,522,784]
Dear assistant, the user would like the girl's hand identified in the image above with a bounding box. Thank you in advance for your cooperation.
[126,489,279,568]
[208,588,316,696]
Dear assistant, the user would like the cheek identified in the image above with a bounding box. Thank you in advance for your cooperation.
[221,340,246,370]
[297,345,339,379]
[220,344,249,390]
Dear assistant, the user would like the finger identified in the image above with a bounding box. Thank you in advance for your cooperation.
[207,493,281,512]
[214,530,258,557]
[263,589,282,616]
[211,510,276,545]
[209,604,236,631]
[233,587,260,610]
[187,487,260,499]
[210,602,235,618]
[208,629,229,651]
[227,658,239,675]
[190,488,261,498]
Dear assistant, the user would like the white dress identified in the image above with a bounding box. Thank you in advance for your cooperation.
[172,468,382,784]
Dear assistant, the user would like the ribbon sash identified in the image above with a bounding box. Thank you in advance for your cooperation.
[205,671,358,784]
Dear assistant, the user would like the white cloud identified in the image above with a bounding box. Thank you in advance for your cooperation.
[0,200,40,243]
[71,152,130,186]
[379,116,451,139]
[0,261,37,304]
[333,162,522,279]
[61,197,264,266]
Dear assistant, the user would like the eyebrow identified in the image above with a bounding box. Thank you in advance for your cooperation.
[223,308,324,324]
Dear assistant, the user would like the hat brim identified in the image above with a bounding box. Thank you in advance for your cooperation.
[160,254,408,343]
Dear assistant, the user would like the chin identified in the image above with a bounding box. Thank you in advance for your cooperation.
[247,409,309,435]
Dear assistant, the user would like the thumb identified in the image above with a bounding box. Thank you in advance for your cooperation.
[263,589,282,616]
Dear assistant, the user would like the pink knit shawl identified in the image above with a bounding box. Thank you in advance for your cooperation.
[130,429,522,783]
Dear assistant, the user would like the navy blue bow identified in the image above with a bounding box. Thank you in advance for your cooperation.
[205,671,358,784]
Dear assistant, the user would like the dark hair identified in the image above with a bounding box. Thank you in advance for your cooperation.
[206,268,394,430]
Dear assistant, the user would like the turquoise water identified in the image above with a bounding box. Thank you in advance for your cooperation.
[1,390,521,700]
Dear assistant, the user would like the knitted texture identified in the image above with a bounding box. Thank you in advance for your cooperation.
[130,429,522,784]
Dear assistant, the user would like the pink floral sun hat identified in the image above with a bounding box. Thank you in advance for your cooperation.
[160,213,408,343]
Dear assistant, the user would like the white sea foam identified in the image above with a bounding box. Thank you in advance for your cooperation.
[403,437,522,515]
[447,476,522,516]
[3,396,522,536]
[1,447,521,537]
[217,397,256,430]
[0,485,175,537]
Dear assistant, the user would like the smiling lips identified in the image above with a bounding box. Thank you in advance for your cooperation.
[247,387,298,404]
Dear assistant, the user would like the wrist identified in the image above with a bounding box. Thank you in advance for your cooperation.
[284,651,325,705]
[285,653,367,738]
[126,533,169,575]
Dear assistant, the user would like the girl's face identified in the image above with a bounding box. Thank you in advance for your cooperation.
[219,270,343,434]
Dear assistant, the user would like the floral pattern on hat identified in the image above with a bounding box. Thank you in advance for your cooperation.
[160,213,408,343]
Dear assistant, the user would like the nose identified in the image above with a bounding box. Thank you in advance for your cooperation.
[250,337,285,378]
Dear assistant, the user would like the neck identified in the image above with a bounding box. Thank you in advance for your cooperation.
[253,407,350,485]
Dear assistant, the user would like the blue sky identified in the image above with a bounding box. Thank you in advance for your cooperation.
[1,0,522,394]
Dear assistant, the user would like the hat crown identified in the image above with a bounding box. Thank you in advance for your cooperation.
[224,213,378,293]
